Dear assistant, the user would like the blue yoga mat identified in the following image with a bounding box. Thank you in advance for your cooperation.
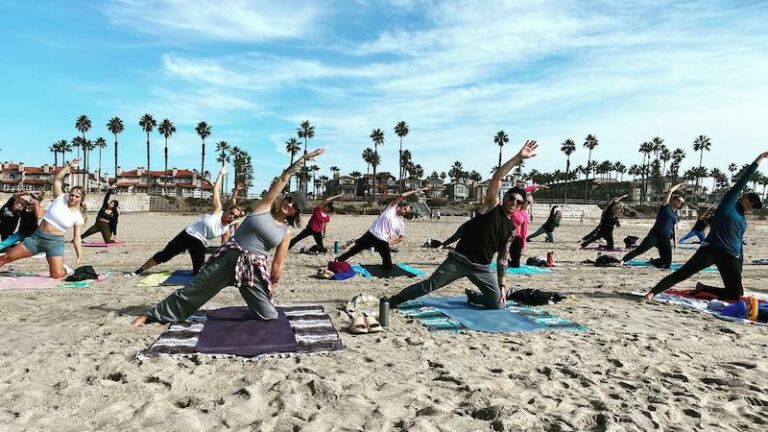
[626,259,717,272]
[400,296,588,333]
[489,262,552,275]
[161,270,196,286]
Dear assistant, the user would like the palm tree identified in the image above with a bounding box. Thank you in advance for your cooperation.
[215,141,231,195]
[297,120,315,194]
[107,117,124,182]
[75,115,91,189]
[362,148,374,175]
[310,164,320,197]
[494,131,509,169]
[449,161,464,182]
[329,166,340,178]
[582,134,598,202]
[659,147,671,177]
[692,135,712,201]
[285,137,301,191]
[614,161,626,182]
[94,137,107,191]
[139,114,157,189]
[370,128,385,202]
[639,141,654,201]
[158,119,176,195]
[49,142,59,168]
[710,168,725,192]
[560,139,576,203]
[196,121,212,185]
[60,139,72,164]
[727,163,738,184]
[394,121,409,193]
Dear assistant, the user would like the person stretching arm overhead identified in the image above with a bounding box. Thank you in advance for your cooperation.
[289,193,344,252]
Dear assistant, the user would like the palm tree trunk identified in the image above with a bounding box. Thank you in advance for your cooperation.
[302,138,308,194]
[289,154,295,192]
[584,151,592,203]
[114,134,119,187]
[146,132,151,192]
[98,147,103,192]
[164,138,169,196]
[201,139,205,188]
[398,136,403,194]
[564,158,570,204]
[53,151,58,169]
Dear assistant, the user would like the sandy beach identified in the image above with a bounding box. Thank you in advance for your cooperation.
[1,212,767,431]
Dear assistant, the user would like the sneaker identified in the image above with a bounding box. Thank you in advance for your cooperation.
[123,272,137,278]
[63,264,75,276]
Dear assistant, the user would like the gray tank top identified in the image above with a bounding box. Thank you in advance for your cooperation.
[233,211,287,256]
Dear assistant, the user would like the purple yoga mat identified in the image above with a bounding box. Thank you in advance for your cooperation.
[195,306,298,356]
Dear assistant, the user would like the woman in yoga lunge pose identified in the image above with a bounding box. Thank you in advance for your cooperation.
[527,205,561,243]
[289,193,344,252]
[387,140,538,309]
[334,187,428,268]
[127,166,242,276]
[579,194,627,250]
[620,183,686,269]
[507,187,529,268]
[0,160,85,278]
[679,207,713,244]
[80,188,119,243]
[131,149,324,326]
[644,151,767,302]
[0,192,44,252]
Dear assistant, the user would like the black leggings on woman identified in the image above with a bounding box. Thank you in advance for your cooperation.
[649,245,743,300]
[621,230,672,268]
[289,227,325,250]
[336,232,393,268]
[580,227,615,249]
[509,236,523,268]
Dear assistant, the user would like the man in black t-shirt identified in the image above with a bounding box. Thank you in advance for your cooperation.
[0,195,29,240]
[389,141,539,309]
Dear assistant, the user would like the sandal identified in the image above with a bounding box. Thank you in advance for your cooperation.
[349,314,368,334]
[363,313,382,333]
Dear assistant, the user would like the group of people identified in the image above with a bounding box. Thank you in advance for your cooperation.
[0,145,764,328]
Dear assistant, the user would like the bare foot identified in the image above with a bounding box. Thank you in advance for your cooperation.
[643,293,654,302]
[131,315,148,327]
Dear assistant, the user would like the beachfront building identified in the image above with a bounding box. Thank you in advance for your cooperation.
[111,167,214,197]
[0,162,110,192]
[444,182,469,202]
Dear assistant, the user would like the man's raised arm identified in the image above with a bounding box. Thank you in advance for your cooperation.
[480,140,538,214]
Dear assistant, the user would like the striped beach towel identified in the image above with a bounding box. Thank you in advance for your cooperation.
[138,304,344,360]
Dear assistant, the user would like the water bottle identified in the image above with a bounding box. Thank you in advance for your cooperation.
[333,241,339,254]
[379,297,390,327]
[546,251,554,267]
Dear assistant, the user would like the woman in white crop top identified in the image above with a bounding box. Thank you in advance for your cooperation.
[0,159,86,278]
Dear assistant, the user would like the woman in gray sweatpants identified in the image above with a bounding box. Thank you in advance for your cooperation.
[131,148,325,326]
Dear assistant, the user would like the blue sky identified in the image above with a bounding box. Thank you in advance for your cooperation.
[1,0,767,192]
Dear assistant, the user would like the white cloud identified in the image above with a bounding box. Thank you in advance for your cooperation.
[104,0,324,41]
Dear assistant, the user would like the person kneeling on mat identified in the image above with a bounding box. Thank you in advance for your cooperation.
[527,205,561,243]
[131,149,323,326]
[126,166,243,276]
[620,182,686,269]
[387,140,538,309]
[335,187,428,268]
[644,151,768,302]
[578,194,627,250]
[81,188,119,243]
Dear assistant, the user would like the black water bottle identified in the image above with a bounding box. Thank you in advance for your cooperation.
[379,297,389,327]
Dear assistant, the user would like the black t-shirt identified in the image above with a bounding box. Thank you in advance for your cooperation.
[455,205,514,265]
[692,217,711,232]
[18,209,39,236]
[0,198,20,239]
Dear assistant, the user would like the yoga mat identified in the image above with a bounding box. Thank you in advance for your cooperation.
[82,240,124,248]
[352,263,425,278]
[490,262,552,275]
[0,273,89,290]
[625,259,717,272]
[630,290,768,327]
[140,304,345,360]
[196,307,298,356]
[136,272,171,287]
[161,270,196,286]
[752,258,768,265]
[580,245,624,252]
[398,295,588,333]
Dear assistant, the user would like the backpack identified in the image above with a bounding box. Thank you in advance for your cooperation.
[65,265,99,282]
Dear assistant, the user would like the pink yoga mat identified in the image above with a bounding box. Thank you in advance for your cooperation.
[0,274,63,290]
[82,240,124,248]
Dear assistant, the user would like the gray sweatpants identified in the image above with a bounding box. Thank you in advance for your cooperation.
[390,251,504,309]
[145,249,277,323]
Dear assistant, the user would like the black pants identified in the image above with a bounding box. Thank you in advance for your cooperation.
[81,221,113,242]
[509,236,523,268]
[650,245,743,300]
[581,226,614,249]
[336,231,393,268]
[289,227,325,250]
[621,230,672,268]
[152,230,206,274]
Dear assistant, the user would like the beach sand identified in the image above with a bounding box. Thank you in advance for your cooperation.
[1,213,767,431]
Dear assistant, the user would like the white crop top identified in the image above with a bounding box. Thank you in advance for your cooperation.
[43,195,85,231]
[185,212,228,247]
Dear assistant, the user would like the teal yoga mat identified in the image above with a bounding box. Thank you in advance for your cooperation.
[489,262,552,275]
[626,259,717,272]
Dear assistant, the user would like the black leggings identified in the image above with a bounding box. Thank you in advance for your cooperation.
[581,226,614,249]
[621,230,672,268]
[81,221,113,242]
[336,231,393,268]
[509,236,523,268]
[650,245,743,300]
[152,230,207,274]
[289,227,325,250]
